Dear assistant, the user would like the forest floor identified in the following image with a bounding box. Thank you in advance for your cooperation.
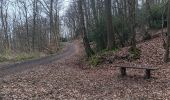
[1,30,170,99]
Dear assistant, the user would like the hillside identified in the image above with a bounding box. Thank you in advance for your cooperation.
[113,37,164,66]
[0,36,170,99]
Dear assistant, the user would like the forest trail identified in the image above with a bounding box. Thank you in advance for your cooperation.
[0,29,165,79]
[1,32,170,99]
[0,42,77,78]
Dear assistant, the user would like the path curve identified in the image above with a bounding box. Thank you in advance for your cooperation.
[0,43,76,78]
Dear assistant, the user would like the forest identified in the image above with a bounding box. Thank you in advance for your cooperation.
[64,0,169,60]
[0,0,170,99]
[0,0,61,62]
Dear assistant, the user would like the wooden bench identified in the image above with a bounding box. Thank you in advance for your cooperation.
[113,64,159,79]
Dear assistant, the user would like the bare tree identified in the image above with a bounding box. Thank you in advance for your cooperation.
[18,0,30,51]
[78,0,94,57]
[128,0,136,50]
[105,0,115,50]
[32,0,37,50]
[164,0,170,62]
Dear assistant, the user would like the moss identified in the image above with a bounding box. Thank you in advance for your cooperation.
[143,32,152,41]
[0,52,43,63]
[89,55,100,67]
[112,47,119,52]
[128,47,141,60]
[0,56,8,62]
[15,55,35,61]
[14,53,40,62]
[99,47,119,55]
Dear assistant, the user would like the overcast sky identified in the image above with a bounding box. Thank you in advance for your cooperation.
[60,0,70,16]
[60,0,71,37]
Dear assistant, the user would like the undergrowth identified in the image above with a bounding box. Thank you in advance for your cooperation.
[128,47,141,60]
[0,52,45,63]
[89,47,119,67]
[0,43,65,63]
[89,55,100,67]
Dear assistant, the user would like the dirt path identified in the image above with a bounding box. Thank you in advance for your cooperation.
[1,39,170,99]
[0,43,76,78]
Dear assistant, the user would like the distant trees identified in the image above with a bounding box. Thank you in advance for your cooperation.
[0,0,61,54]
[17,0,30,51]
[0,0,9,50]
[63,0,168,57]
[0,0,169,59]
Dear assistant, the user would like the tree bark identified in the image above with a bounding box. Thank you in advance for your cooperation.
[164,0,170,62]
[50,0,54,45]
[78,0,94,57]
[128,0,136,50]
[0,2,9,50]
[105,0,115,50]
[32,0,37,50]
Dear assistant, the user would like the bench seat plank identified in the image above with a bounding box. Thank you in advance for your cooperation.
[113,64,159,79]
[113,65,159,70]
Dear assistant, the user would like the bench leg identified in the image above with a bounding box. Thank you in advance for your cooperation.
[120,67,126,76]
[145,69,151,79]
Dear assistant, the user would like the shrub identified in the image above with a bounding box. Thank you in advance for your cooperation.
[143,32,152,41]
[128,47,141,60]
[89,55,100,67]
[15,53,37,61]
[0,56,8,62]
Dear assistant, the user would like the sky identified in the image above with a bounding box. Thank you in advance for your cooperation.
[6,0,71,37]
[60,0,70,16]
[60,0,71,37]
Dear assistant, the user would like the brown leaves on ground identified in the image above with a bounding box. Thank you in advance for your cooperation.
[113,37,164,66]
[0,37,170,99]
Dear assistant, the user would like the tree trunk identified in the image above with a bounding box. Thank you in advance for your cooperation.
[164,0,170,62]
[105,0,115,50]
[146,0,153,27]
[32,0,37,50]
[50,0,54,45]
[23,2,30,52]
[78,0,94,57]
[128,0,136,50]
